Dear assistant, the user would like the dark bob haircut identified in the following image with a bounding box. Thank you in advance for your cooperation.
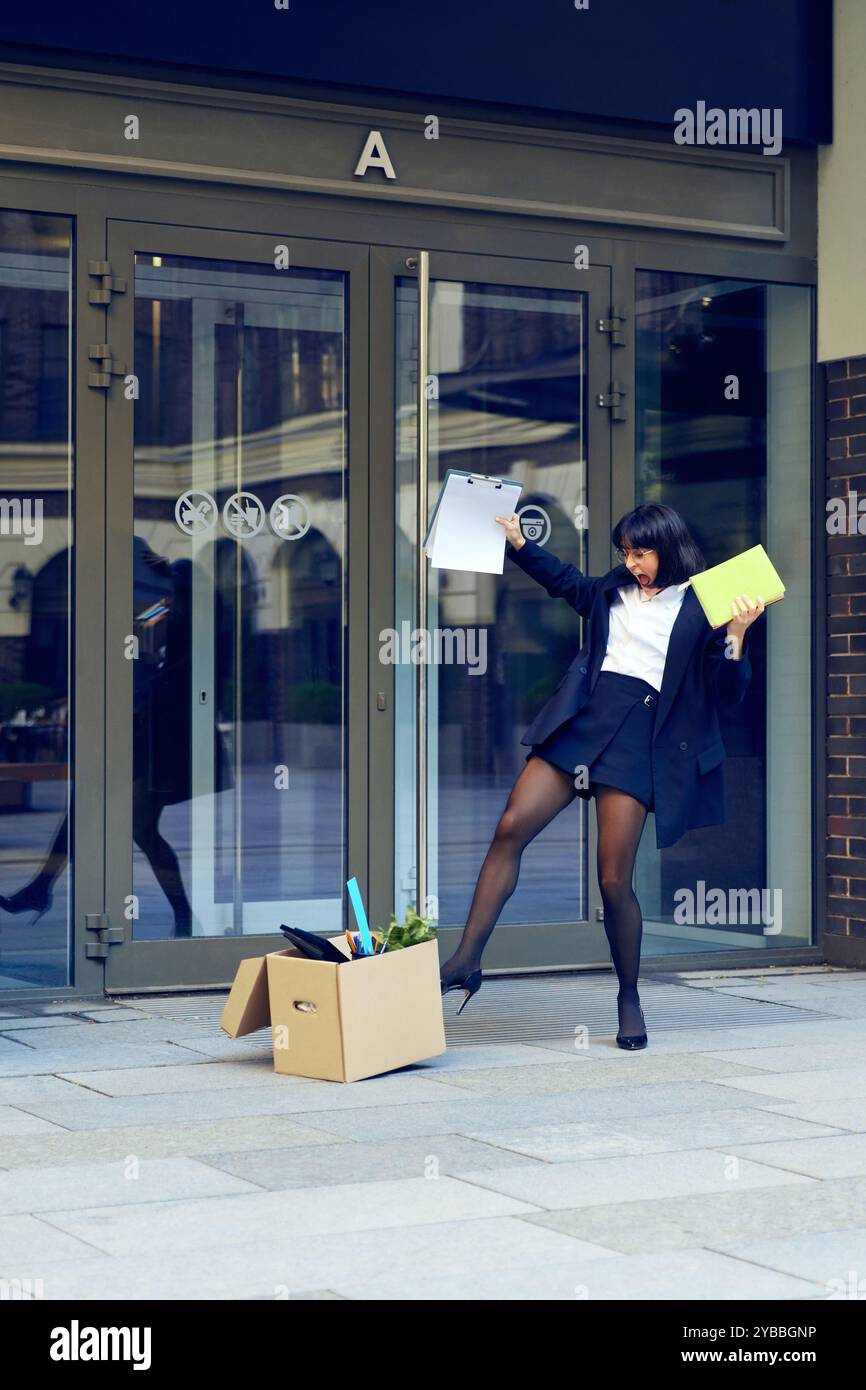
[611,503,705,589]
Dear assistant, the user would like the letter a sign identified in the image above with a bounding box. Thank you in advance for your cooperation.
[354,130,397,180]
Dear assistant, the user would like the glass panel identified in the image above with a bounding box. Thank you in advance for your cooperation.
[132,254,347,938]
[394,278,588,929]
[634,270,813,951]
[0,210,73,989]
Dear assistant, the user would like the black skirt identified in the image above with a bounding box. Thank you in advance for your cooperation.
[526,670,658,810]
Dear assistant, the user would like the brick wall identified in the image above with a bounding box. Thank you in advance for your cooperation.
[826,355,866,965]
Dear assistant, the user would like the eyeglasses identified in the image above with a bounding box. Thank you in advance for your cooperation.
[616,547,652,561]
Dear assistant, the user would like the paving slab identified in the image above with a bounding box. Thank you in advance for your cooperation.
[722,1132,866,1180]
[712,1066,866,1104]
[522,1175,866,1255]
[710,1225,866,1295]
[0,1016,93,1032]
[0,1156,263,1215]
[158,1036,272,1062]
[35,1176,543,1257]
[289,1081,779,1143]
[30,1241,812,1304]
[707,984,866,1018]
[753,1097,866,1131]
[9,1073,472,1130]
[0,1213,109,1266]
[459,1107,844,1163]
[57,1061,300,1097]
[490,1017,866,1056]
[409,1043,595,1073]
[0,1043,219,1077]
[199,1134,547,1189]
[428,1055,767,1096]
[449,1148,814,1211]
[75,1009,153,1022]
[0,1075,106,1106]
[0,1020,226,1049]
[5,1217,612,1300]
[326,1246,820,1301]
[0,1114,349,1169]
[0,1107,68,1137]
[700,1041,866,1073]
[12,1002,128,1016]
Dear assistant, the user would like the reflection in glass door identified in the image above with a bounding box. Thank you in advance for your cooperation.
[121,248,350,947]
[633,270,813,952]
[393,259,612,963]
[0,211,73,990]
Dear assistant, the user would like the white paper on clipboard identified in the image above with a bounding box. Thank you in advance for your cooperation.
[424,470,524,574]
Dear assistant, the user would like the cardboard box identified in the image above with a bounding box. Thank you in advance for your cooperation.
[220,936,446,1082]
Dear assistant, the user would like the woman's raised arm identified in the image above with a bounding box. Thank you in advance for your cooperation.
[497,513,601,619]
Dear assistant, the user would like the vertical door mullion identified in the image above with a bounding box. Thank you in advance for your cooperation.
[610,239,637,528]
[586,265,615,933]
[346,249,371,934]
[367,247,402,939]
[102,224,137,989]
[73,196,113,994]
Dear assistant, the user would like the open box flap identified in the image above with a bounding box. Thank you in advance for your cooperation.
[220,949,300,1038]
[221,942,354,1038]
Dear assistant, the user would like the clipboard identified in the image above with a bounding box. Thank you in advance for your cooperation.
[423,469,523,574]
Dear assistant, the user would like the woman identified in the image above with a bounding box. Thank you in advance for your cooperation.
[439,503,766,1049]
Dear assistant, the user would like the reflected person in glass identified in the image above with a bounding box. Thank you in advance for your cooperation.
[0,541,229,937]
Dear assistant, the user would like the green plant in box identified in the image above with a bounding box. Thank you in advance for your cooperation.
[379,903,437,951]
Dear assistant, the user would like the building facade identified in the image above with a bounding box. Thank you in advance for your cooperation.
[818,0,866,967]
[0,1,837,997]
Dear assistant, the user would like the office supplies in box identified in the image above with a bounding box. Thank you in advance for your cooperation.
[220,936,446,1083]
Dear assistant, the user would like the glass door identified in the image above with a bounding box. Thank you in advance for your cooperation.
[0,210,74,992]
[103,224,369,990]
[370,248,617,971]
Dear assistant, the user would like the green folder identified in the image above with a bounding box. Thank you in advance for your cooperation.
[688,544,785,629]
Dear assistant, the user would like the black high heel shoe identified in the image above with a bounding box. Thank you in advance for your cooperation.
[616,1002,647,1050]
[440,968,483,1015]
[0,876,54,926]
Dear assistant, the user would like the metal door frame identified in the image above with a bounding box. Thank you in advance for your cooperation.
[102,221,370,990]
[369,244,617,971]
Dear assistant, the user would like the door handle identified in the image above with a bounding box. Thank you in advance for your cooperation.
[406,250,430,916]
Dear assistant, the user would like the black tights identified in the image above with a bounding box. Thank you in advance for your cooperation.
[9,785,193,936]
[131,785,193,934]
[440,756,649,1036]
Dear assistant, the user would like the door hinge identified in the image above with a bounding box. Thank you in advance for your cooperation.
[88,260,127,306]
[85,912,124,959]
[596,305,627,347]
[596,380,627,422]
[87,344,128,390]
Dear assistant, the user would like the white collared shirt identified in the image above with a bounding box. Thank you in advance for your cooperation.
[599,580,691,692]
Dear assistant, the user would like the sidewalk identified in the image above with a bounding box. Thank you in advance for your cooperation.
[2,965,866,1301]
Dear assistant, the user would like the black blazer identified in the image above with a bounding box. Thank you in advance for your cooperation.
[506,538,754,849]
